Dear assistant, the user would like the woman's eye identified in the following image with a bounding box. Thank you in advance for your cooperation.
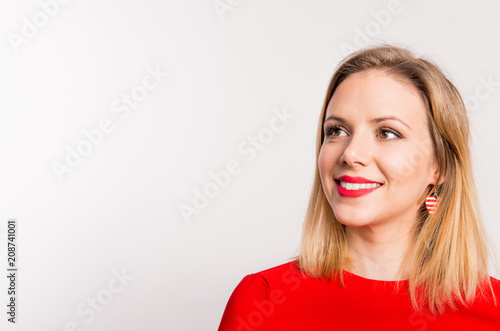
[324,125,402,140]
[378,129,401,140]
[325,126,347,137]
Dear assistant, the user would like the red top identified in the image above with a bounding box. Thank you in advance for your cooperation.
[218,260,500,330]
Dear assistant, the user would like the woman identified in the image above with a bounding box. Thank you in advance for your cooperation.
[218,44,500,330]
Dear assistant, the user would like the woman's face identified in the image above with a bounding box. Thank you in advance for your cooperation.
[318,70,440,229]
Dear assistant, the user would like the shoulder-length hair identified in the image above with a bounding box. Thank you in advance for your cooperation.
[291,43,497,314]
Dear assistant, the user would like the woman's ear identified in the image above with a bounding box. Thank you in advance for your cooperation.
[431,162,445,186]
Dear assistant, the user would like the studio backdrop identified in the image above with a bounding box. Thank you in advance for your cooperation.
[0,0,499,330]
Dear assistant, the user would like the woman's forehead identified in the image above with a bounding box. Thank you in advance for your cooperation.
[326,70,428,127]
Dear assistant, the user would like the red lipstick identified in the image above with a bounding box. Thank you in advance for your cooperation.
[335,175,383,198]
[337,175,381,184]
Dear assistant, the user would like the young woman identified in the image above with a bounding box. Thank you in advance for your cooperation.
[218,44,500,330]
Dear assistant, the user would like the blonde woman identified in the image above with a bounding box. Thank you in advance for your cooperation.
[218,44,500,330]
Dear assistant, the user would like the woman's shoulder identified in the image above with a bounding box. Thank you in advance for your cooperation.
[255,260,303,279]
[218,261,301,330]
[478,275,500,301]
[230,260,305,294]
[479,275,500,304]
[489,275,500,287]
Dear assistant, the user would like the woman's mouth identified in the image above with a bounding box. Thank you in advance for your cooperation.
[334,179,383,198]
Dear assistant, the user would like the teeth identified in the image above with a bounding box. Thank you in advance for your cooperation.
[339,181,381,190]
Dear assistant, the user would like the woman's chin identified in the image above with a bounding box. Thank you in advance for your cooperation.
[333,210,379,228]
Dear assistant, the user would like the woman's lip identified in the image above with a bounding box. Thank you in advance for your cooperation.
[335,180,382,198]
[337,175,382,184]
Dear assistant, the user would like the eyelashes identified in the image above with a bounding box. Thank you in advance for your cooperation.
[323,124,403,140]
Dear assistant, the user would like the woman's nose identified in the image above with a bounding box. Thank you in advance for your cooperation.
[339,133,371,167]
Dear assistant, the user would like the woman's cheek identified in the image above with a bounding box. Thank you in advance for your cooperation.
[395,140,434,179]
[318,149,332,194]
[378,150,415,181]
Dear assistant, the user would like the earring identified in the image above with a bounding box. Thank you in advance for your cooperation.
[425,194,439,215]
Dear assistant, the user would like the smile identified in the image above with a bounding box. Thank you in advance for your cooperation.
[338,181,381,190]
[334,178,383,198]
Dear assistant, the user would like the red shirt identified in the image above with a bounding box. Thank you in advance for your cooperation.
[218,260,500,330]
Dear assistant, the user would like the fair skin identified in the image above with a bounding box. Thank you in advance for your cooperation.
[318,69,443,281]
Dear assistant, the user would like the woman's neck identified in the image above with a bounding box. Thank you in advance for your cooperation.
[345,223,413,281]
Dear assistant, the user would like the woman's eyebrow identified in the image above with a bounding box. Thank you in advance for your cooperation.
[371,116,412,130]
[324,115,412,131]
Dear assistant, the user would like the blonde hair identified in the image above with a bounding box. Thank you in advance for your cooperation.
[291,43,497,314]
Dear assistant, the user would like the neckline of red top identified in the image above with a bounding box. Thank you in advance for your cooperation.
[341,269,409,283]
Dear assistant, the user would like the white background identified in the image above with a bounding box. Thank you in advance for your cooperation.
[1,0,499,330]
